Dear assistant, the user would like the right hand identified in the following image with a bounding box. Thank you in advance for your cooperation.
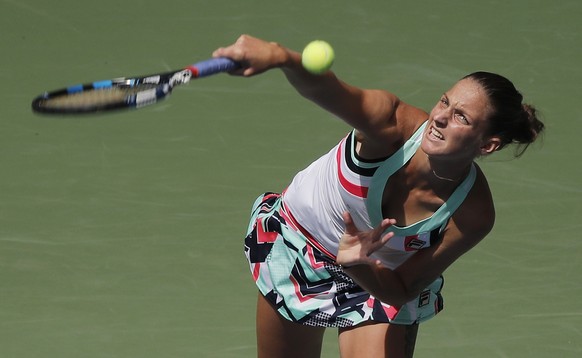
[212,34,291,77]
[336,212,396,268]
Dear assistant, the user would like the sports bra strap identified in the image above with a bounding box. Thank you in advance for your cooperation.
[366,121,427,227]
[366,121,477,236]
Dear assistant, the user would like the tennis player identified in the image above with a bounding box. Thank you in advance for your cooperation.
[213,35,544,358]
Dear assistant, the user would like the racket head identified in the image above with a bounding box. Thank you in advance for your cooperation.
[31,69,192,114]
[31,57,239,115]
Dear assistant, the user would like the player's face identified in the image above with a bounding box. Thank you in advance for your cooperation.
[422,78,495,161]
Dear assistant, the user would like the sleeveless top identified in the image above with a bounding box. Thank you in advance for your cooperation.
[283,121,476,269]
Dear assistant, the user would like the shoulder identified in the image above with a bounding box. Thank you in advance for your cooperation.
[381,97,428,141]
[446,164,495,248]
[395,100,430,139]
[356,95,429,157]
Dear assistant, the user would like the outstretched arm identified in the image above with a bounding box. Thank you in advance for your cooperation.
[212,35,411,143]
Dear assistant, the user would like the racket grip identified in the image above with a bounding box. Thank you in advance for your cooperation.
[187,58,239,78]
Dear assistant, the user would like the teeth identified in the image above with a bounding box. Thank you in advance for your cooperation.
[431,127,444,139]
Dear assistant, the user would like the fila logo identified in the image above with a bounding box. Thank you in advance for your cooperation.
[405,235,426,251]
[418,290,431,307]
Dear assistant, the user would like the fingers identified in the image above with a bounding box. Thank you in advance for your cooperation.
[212,35,250,59]
[338,213,397,267]
[212,45,249,76]
[212,42,245,76]
[380,231,395,245]
[342,211,357,235]
[366,219,395,256]
[380,217,397,230]
[213,34,298,78]
[370,218,395,241]
[212,35,275,77]
[342,211,353,224]
[343,212,396,238]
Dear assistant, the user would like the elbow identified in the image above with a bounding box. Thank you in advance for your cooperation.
[377,290,418,308]
[345,265,426,307]
[398,291,419,307]
[380,276,444,308]
[375,277,420,307]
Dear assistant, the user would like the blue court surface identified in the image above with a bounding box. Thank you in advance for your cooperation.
[1,0,580,356]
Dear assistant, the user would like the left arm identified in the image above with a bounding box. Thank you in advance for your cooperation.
[336,181,495,306]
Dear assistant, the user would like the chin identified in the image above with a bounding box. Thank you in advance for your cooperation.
[420,139,444,157]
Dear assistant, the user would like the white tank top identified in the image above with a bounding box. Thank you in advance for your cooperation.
[283,129,377,253]
[282,122,476,269]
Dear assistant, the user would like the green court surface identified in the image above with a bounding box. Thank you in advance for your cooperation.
[1,0,580,356]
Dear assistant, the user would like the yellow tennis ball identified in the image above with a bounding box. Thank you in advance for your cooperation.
[301,40,335,75]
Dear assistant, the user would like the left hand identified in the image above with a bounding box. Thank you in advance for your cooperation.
[336,212,396,267]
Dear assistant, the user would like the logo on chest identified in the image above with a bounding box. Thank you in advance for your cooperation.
[385,230,439,252]
[404,235,427,251]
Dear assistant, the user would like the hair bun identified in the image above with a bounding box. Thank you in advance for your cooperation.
[464,72,545,157]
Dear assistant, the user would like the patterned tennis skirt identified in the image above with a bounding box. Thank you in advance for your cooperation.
[244,193,444,327]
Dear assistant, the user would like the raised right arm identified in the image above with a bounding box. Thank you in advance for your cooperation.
[213,35,426,148]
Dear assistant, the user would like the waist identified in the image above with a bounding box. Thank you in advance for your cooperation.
[280,198,337,260]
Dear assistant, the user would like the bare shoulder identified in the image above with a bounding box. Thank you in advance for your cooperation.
[448,164,496,248]
[357,94,429,157]
[394,99,430,139]
[392,165,495,297]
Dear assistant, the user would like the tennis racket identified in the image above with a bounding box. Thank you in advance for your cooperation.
[31,57,239,114]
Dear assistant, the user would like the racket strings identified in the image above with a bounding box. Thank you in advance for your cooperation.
[39,84,159,110]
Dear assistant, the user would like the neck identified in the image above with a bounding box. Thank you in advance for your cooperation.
[422,153,472,184]
[431,169,463,182]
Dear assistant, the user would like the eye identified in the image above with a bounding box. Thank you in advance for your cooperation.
[455,112,469,124]
[439,97,449,107]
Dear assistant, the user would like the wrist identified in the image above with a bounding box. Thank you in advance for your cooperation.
[276,46,302,70]
[337,261,364,270]
[266,42,303,72]
[339,263,355,270]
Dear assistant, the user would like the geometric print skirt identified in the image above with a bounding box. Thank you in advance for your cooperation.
[244,192,444,327]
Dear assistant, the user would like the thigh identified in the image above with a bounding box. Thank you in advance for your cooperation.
[338,321,419,358]
[256,293,326,358]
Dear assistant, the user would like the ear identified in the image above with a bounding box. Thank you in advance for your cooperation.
[480,137,502,155]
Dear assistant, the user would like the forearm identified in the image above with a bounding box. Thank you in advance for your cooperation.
[278,48,371,126]
[213,35,396,134]
[343,264,413,307]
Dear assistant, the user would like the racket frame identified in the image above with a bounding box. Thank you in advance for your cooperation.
[31,57,237,114]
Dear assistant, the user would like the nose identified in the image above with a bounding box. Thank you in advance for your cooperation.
[432,107,451,126]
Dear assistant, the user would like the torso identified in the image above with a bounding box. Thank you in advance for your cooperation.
[283,119,479,269]
[381,166,444,227]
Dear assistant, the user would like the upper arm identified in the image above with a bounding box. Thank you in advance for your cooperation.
[338,86,428,145]
[346,175,495,306]
[293,74,399,132]
[288,70,427,147]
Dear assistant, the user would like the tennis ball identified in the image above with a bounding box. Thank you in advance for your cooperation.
[301,40,335,75]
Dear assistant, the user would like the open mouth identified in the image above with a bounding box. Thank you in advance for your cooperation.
[429,126,444,140]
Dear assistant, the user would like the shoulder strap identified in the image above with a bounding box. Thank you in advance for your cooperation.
[366,120,477,235]
[388,164,476,236]
[366,121,427,227]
